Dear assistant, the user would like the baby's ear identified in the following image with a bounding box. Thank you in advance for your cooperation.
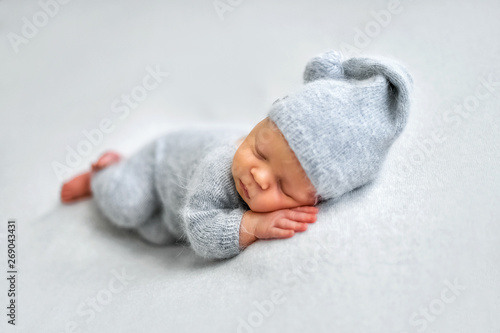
[303,50,344,84]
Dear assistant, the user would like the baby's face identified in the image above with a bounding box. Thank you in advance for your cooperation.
[232,117,318,213]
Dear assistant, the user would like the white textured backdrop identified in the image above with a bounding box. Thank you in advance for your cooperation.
[1,0,499,332]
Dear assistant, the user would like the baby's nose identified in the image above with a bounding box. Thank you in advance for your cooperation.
[251,168,271,191]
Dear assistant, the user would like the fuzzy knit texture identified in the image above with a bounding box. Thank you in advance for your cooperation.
[91,50,412,260]
[90,127,249,260]
[268,50,413,201]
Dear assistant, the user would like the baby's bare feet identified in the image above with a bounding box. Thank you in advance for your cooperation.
[61,151,122,203]
[91,151,121,172]
[61,172,92,203]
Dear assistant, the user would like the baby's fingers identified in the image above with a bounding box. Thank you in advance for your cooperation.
[285,210,317,223]
[291,206,319,213]
[270,228,295,239]
[276,219,309,232]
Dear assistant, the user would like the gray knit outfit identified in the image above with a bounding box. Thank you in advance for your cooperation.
[91,127,249,260]
[91,50,412,260]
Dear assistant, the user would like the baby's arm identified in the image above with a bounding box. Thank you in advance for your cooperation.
[182,207,245,260]
[181,145,319,259]
[239,206,319,249]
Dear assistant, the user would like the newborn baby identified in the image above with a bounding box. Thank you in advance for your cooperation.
[61,50,412,260]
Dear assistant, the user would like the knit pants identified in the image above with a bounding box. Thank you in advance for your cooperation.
[90,141,177,245]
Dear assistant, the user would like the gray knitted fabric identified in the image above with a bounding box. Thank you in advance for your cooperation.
[268,50,413,201]
[90,127,249,260]
[91,50,412,260]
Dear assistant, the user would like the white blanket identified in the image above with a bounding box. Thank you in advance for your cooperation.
[1,0,499,332]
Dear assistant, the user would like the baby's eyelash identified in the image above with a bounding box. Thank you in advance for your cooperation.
[278,178,289,197]
[255,145,266,160]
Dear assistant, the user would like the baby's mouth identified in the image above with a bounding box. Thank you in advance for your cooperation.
[240,179,250,200]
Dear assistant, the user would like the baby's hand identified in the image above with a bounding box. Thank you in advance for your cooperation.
[256,206,318,239]
[240,206,318,245]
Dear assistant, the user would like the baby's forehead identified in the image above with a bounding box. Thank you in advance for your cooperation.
[260,126,299,161]
[258,122,318,202]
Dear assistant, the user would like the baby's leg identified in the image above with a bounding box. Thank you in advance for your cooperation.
[91,141,159,229]
[136,212,177,245]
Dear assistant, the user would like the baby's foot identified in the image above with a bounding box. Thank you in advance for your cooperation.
[61,151,121,203]
[91,151,121,172]
[61,172,92,203]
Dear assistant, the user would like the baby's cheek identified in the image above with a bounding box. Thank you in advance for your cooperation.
[265,192,286,210]
[233,163,244,174]
[231,156,244,175]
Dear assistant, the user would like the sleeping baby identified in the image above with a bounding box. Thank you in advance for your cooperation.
[60,50,412,260]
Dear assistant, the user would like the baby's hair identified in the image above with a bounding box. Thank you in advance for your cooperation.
[265,117,321,206]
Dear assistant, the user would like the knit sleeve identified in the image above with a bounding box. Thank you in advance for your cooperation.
[180,146,245,260]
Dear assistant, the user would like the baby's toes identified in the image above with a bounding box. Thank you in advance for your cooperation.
[95,152,121,169]
[61,183,71,194]
[61,188,74,201]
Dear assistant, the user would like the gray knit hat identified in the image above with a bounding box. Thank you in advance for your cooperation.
[268,50,413,201]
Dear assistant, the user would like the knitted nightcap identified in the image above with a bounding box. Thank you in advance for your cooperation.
[268,50,413,201]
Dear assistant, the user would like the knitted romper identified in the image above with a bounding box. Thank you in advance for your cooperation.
[90,126,250,260]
